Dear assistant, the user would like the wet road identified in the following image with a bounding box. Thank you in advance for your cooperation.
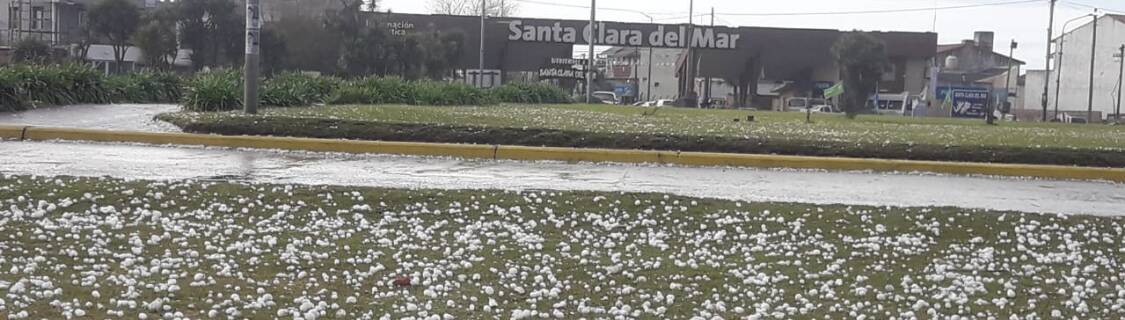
[1,140,1122,216]
[0,104,180,132]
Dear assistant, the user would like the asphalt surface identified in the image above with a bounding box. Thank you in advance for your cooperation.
[2,140,1122,216]
[0,104,179,132]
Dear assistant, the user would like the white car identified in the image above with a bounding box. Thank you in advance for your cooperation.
[634,99,674,107]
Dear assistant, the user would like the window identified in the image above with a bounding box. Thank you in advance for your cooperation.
[30,6,44,30]
[8,7,19,30]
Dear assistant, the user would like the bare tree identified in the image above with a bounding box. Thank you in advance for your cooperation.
[428,0,517,17]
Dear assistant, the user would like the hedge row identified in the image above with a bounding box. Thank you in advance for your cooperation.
[0,64,183,112]
[188,73,573,111]
[0,64,573,113]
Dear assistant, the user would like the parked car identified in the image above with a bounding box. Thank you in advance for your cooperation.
[805,105,837,113]
[784,97,827,112]
[592,91,619,104]
[634,99,674,107]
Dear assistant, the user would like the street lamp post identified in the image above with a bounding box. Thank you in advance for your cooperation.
[1116,45,1124,122]
[1042,0,1056,122]
[586,0,595,104]
[1053,13,1096,121]
[478,0,486,88]
[999,40,1018,124]
[1087,14,1098,124]
[243,0,261,115]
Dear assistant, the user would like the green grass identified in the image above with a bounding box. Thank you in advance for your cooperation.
[195,104,1125,150]
[1,174,1124,318]
[158,104,1125,167]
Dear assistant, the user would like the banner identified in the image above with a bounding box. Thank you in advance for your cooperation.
[937,87,991,118]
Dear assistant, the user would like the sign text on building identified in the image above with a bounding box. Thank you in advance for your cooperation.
[508,20,741,49]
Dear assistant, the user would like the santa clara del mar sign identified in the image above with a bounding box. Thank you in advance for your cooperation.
[507,20,742,49]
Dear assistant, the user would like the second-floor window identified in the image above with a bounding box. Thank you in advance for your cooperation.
[30,7,44,30]
[8,8,19,30]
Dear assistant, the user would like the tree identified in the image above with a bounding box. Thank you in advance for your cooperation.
[175,0,243,70]
[133,8,179,70]
[428,0,518,17]
[88,0,141,73]
[328,0,389,76]
[12,39,54,64]
[259,26,288,75]
[831,32,889,118]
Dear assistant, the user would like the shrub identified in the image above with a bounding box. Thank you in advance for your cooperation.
[105,72,183,103]
[490,82,571,104]
[0,64,109,109]
[260,72,340,107]
[182,69,242,112]
[12,39,55,64]
[325,83,380,105]
[360,77,413,104]
[413,81,494,106]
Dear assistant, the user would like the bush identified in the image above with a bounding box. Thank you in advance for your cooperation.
[0,64,110,111]
[182,69,242,112]
[325,83,380,105]
[105,72,183,103]
[260,72,340,107]
[413,81,494,106]
[11,39,55,64]
[490,82,571,104]
[361,77,414,104]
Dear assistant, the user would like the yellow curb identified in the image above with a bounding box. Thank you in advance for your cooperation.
[21,127,497,159]
[14,126,1125,183]
[496,145,662,163]
[0,124,25,140]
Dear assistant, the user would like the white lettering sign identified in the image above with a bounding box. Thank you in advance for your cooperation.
[507,20,740,49]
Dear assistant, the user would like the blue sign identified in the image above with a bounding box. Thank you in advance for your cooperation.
[614,85,634,97]
[938,87,991,118]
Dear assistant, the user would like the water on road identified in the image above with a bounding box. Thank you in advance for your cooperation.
[1,140,1121,216]
[0,104,179,132]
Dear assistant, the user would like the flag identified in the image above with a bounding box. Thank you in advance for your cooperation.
[823,82,844,99]
[943,88,953,108]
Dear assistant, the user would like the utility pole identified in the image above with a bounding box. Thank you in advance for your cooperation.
[243,0,261,114]
[478,0,486,88]
[1087,13,1098,124]
[999,40,1018,125]
[702,7,714,108]
[1116,44,1124,122]
[586,0,595,104]
[1042,0,1056,122]
[686,0,695,107]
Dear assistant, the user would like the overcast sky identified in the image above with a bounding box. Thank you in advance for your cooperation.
[379,0,1125,71]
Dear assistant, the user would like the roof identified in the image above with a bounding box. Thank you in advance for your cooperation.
[936,43,966,54]
[936,42,1025,64]
[938,67,1010,84]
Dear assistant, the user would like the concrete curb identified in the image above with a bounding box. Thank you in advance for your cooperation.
[4,124,1125,182]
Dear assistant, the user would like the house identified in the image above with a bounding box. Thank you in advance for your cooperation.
[1044,14,1125,121]
[934,31,1024,118]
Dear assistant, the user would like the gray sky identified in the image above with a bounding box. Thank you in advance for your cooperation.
[379,0,1125,71]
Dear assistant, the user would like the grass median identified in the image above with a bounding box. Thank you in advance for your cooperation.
[156,104,1125,167]
[2,174,1124,318]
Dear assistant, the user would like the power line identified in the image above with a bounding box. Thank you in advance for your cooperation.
[1059,0,1125,14]
[714,0,1041,17]
[512,0,684,17]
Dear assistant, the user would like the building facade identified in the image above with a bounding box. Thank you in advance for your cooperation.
[1045,14,1125,120]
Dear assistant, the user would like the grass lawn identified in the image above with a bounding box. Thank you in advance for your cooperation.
[158,104,1125,167]
[2,174,1124,318]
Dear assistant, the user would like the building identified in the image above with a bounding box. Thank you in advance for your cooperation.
[603,46,680,102]
[1044,14,1125,121]
[935,31,1024,118]
[0,0,168,48]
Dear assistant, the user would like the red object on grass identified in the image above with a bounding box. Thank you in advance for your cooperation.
[393,276,412,287]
